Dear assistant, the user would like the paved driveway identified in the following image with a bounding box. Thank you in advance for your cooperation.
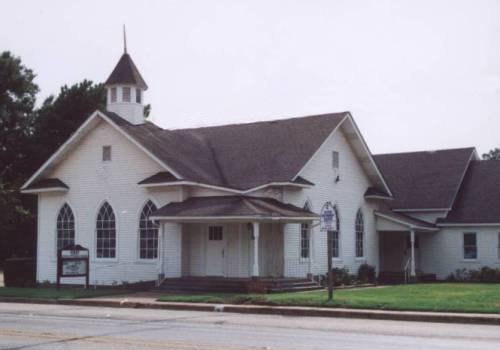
[1,302,499,350]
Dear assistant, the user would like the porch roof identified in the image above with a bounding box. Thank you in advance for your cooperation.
[375,209,438,232]
[150,196,319,223]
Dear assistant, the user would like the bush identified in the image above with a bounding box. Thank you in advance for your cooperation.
[330,267,355,286]
[3,257,36,287]
[358,264,376,283]
[446,267,500,283]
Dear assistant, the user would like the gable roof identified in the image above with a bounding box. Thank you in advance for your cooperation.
[104,111,349,190]
[150,195,318,222]
[438,160,500,224]
[105,53,148,89]
[22,109,390,194]
[375,209,438,231]
[373,147,476,211]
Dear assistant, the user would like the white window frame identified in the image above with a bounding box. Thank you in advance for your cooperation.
[56,203,75,253]
[331,206,340,259]
[136,88,142,104]
[463,232,478,261]
[332,151,339,170]
[122,87,131,102]
[102,145,111,161]
[95,201,117,260]
[138,200,159,260]
[110,87,117,103]
[300,222,310,259]
[355,209,364,258]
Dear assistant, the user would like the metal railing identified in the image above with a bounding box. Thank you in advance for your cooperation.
[403,257,412,284]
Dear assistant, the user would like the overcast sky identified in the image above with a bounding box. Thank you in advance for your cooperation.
[2,0,500,155]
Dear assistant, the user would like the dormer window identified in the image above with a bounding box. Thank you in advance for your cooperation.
[136,88,142,103]
[110,87,117,103]
[102,145,112,161]
[122,87,131,102]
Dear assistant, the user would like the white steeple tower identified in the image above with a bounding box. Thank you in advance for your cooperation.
[104,27,148,125]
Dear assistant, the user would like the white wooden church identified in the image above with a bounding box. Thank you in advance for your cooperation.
[21,45,500,291]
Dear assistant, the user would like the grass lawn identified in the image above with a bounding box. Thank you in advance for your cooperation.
[157,283,500,314]
[0,287,128,300]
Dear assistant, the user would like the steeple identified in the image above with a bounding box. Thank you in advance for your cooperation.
[105,28,148,125]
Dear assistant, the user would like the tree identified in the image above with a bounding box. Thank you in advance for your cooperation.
[0,52,39,260]
[482,148,500,160]
[30,80,106,171]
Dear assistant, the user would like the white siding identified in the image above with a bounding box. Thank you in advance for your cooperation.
[37,120,180,285]
[420,227,500,279]
[283,127,380,278]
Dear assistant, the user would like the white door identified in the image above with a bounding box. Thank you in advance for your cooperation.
[206,226,225,276]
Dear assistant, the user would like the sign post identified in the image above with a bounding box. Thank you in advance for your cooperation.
[320,202,336,301]
[57,245,90,289]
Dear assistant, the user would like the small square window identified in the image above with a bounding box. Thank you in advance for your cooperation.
[332,151,339,170]
[208,226,223,240]
[122,87,131,102]
[102,146,111,161]
[110,87,117,103]
[136,88,142,103]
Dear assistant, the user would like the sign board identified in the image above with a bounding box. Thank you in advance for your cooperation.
[320,202,336,231]
[57,244,89,289]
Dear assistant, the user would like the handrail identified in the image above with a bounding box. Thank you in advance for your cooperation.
[403,257,412,284]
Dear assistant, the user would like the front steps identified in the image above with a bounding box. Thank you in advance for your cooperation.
[155,276,323,294]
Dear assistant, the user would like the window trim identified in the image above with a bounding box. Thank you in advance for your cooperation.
[355,209,364,258]
[94,200,118,261]
[331,205,340,259]
[122,86,131,102]
[138,199,160,260]
[136,88,142,104]
[463,232,478,261]
[332,151,339,170]
[208,225,224,241]
[300,222,310,260]
[55,202,76,254]
[102,145,112,161]
[110,87,117,103]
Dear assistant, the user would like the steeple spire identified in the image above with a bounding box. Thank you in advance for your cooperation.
[123,25,127,54]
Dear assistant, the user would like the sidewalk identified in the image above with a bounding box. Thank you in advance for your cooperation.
[2,292,500,325]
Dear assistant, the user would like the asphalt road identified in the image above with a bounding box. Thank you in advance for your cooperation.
[0,302,499,350]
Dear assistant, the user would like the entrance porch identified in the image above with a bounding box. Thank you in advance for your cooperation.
[150,195,320,292]
[375,210,438,283]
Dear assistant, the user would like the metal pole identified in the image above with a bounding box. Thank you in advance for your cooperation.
[327,229,333,301]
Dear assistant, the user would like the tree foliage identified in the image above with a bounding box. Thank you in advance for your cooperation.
[0,51,106,261]
[482,148,500,160]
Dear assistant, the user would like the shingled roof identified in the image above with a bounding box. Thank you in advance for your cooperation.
[373,147,476,210]
[439,160,500,224]
[104,111,347,190]
[105,53,148,89]
[150,196,318,221]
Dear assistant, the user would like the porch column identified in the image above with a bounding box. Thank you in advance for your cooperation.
[410,230,416,278]
[252,222,260,277]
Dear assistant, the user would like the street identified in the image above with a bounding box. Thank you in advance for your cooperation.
[0,302,499,350]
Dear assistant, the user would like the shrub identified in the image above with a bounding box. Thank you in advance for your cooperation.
[446,267,500,283]
[3,257,36,287]
[357,264,376,283]
[329,267,354,286]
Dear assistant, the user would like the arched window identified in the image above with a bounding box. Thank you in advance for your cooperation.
[355,209,364,258]
[331,206,340,258]
[300,202,312,259]
[56,203,75,251]
[139,200,159,259]
[96,202,116,259]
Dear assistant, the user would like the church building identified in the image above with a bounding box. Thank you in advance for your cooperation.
[21,44,500,291]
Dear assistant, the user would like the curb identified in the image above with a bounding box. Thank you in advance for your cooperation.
[1,297,500,325]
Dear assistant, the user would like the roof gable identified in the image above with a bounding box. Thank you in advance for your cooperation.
[439,160,500,224]
[374,147,476,210]
[105,111,349,190]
